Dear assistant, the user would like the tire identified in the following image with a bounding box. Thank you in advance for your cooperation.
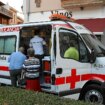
[81,84,105,105]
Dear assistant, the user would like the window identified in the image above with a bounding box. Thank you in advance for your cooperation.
[96,35,101,41]
[0,36,16,54]
[59,29,79,59]
[79,37,89,62]
[81,34,105,57]
[59,28,89,62]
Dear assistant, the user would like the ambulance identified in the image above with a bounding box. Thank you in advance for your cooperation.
[0,14,105,104]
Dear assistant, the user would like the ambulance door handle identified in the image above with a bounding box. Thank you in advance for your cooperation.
[56,68,62,74]
[51,74,55,85]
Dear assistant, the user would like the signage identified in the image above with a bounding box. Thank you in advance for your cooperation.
[0,27,20,32]
[51,10,72,18]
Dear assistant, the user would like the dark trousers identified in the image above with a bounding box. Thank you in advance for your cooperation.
[35,54,44,83]
[10,69,22,87]
[35,54,44,71]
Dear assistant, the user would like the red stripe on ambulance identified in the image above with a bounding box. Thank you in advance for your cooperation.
[0,66,9,71]
[55,69,105,89]
[55,77,65,85]
[81,74,105,81]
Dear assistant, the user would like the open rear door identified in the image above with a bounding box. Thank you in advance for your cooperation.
[0,27,20,85]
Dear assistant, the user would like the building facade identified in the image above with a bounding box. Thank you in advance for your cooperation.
[9,7,18,25]
[17,16,24,24]
[61,0,105,45]
[23,0,105,45]
[0,1,23,25]
[0,1,12,25]
[23,0,63,22]
[9,7,24,25]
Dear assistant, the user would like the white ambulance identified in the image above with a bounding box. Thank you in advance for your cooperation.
[0,14,105,104]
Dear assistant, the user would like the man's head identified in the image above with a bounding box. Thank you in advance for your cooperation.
[70,40,76,47]
[27,48,35,57]
[40,30,46,38]
[34,29,40,35]
[19,47,25,53]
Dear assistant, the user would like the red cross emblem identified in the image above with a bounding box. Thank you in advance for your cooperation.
[66,69,80,89]
[55,69,80,89]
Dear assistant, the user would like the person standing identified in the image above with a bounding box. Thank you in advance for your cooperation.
[29,29,47,76]
[23,48,41,91]
[8,47,27,87]
[29,29,46,59]
[23,48,40,70]
[40,30,50,56]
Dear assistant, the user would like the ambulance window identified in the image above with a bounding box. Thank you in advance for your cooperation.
[79,37,89,62]
[59,29,79,60]
[0,36,16,54]
[0,39,4,53]
[59,28,89,62]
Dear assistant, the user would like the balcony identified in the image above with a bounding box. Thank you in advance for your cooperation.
[0,7,13,18]
[61,0,105,9]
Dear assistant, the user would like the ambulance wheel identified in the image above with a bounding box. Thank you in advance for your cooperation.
[81,84,105,104]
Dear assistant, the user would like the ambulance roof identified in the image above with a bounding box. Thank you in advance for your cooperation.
[0,20,92,34]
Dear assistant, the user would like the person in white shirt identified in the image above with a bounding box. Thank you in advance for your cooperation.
[29,29,46,76]
[29,29,46,59]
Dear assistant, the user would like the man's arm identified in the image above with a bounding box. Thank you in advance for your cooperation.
[8,53,13,62]
[29,39,33,48]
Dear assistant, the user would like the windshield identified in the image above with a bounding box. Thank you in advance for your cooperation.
[81,34,105,57]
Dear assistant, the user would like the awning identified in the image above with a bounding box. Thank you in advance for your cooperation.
[76,18,105,33]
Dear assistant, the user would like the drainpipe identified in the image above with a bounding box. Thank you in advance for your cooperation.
[27,0,30,22]
[23,0,30,23]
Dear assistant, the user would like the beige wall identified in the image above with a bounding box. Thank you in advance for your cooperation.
[30,0,62,13]
[23,0,63,22]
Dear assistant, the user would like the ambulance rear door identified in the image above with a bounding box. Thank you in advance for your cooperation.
[0,26,20,85]
[52,26,92,97]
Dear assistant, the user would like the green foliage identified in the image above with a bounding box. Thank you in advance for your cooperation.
[0,86,97,105]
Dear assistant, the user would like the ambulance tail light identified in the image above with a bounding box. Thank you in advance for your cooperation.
[43,61,51,71]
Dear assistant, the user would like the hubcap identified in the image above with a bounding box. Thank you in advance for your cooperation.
[85,89,103,104]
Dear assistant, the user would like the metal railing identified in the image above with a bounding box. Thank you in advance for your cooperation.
[61,0,105,8]
[0,6,13,18]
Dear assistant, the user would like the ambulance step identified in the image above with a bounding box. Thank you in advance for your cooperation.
[41,88,52,93]
[40,83,51,89]
[44,71,51,74]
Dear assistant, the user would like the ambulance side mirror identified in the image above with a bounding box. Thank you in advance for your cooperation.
[89,49,96,63]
